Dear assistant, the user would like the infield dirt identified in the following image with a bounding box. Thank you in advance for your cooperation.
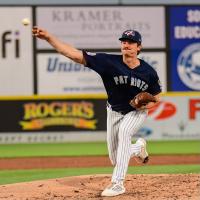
[0,155,200,199]
[0,174,199,200]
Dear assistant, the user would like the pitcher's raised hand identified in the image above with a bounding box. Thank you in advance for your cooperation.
[32,26,49,41]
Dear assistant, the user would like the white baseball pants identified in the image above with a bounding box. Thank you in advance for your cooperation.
[106,106,148,183]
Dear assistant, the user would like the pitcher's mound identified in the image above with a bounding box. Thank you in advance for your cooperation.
[0,174,199,200]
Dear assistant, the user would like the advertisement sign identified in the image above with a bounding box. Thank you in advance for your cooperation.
[37,52,166,95]
[169,6,200,91]
[140,94,200,140]
[0,97,107,132]
[138,52,167,92]
[37,53,106,94]
[36,6,165,49]
[0,7,33,95]
[0,93,199,142]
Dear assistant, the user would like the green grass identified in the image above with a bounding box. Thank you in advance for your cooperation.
[148,140,200,155]
[0,164,199,185]
[0,140,199,158]
[0,142,108,158]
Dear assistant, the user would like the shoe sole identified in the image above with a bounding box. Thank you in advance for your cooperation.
[143,156,149,164]
[134,155,149,164]
[101,190,125,197]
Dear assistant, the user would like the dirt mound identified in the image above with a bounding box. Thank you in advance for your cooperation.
[0,174,199,200]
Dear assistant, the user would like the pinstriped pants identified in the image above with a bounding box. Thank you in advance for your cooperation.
[106,106,148,183]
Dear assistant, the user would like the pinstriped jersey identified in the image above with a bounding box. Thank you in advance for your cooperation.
[83,51,162,113]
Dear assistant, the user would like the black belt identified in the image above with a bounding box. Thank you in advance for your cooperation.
[107,102,134,115]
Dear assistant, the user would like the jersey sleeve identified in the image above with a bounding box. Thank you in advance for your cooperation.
[147,71,162,95]
[82,51,106,75]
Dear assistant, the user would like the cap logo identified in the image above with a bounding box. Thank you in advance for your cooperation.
[124,30,135,37]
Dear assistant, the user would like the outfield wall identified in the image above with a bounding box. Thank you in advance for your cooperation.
[0,92,199,143]
[1,5,200,95]
[0,4,200,143]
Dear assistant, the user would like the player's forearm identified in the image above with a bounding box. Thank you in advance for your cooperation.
[33,27,85,64]
[46,34,85,64]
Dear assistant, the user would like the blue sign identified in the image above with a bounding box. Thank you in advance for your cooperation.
[169,6,200,91]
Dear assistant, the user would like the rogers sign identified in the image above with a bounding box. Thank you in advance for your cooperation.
[148,101,177,120]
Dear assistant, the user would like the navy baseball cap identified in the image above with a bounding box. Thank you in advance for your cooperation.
[119,30,142,44]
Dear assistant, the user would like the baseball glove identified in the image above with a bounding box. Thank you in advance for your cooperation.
[130,92,157,109]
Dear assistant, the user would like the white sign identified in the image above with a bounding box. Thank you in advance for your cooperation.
[37,53,106,94]
[137,95,200,140]
[139,52,167,92]
[0,7,33,95]
[36,6,165,49]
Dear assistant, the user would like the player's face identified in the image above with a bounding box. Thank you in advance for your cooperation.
[121,40,141,57]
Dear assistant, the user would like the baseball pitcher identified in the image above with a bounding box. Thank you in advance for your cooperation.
[33,27,161,197]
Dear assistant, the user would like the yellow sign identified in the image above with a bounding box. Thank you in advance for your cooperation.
[19,101,97,130]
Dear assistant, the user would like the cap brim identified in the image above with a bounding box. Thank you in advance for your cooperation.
[119,37,139,43]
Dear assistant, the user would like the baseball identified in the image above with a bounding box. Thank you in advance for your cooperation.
[22,18,30,26]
